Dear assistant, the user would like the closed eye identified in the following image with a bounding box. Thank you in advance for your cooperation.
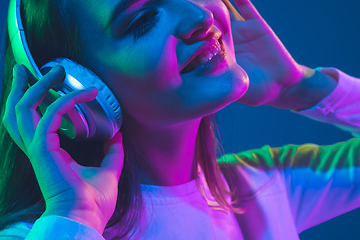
[124,11,160,40]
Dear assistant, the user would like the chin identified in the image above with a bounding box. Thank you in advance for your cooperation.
[232,63,249,99]
[202,84,249,119]
[219,59,249,102]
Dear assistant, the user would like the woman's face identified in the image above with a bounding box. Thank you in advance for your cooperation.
[71,0,249,128]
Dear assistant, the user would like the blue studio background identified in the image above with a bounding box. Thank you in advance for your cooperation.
[0,0,359,239]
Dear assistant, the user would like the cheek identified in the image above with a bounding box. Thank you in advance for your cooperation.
[211,1,235,55]
[151,36,182,90]
[98,36,179,89]
[90,35,181,109]
[102,42,157,77]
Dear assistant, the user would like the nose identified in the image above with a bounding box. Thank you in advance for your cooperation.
[175,1,214,42]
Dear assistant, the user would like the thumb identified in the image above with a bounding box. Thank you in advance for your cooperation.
[101,131,125,181]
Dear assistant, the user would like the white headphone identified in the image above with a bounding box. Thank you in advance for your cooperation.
[7,0,122,141]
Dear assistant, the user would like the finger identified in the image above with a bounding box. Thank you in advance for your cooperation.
[102,131,125,181]
[222,0,245,21]
[35,87,98,138]
[232,0,262,20]
[16,65,65,147]
[2,64,29,152]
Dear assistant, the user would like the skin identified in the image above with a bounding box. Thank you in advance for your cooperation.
[3,0,338,234]
[227,0,337,109]
[70,0,249,186]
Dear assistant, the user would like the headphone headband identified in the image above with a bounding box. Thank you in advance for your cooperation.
[8,0,43,79]
[7,0,123,140]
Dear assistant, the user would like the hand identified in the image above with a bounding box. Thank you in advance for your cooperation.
[2,65,125,235]
[227,0,311,107]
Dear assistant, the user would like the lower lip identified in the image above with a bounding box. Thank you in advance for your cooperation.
[183,41,228,76]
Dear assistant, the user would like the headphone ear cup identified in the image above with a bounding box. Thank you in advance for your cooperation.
[40,58,122,141]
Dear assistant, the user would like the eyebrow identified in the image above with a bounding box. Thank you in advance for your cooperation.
[105,0,143,30]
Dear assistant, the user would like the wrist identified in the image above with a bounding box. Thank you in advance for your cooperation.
[41,208,106,235]
[270,65,338,111]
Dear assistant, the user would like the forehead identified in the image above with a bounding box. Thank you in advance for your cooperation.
[66,0,122,46]
[70,0,150,26]
[70,0,114,26]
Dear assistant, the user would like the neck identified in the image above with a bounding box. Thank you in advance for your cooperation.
[122,115,202,186]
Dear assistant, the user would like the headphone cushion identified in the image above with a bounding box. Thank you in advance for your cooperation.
[41,58,122,132]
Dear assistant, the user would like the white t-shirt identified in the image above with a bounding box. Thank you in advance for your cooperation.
[1,67,360,240]
[127,165,243,239]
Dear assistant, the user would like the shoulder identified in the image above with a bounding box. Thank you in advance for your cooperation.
[217,145,285,197]
[217,143,325,170]
[217,145,283,168]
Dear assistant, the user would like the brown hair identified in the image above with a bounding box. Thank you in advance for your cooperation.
[0,0,243,239]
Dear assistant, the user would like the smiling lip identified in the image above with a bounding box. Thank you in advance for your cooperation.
[180,33,223,75]
[181,37,227,75]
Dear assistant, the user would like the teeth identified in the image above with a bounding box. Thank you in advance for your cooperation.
[198,41,222,65]
[214,40,221,52]
[181,40,223,74]
[199,51,214,64]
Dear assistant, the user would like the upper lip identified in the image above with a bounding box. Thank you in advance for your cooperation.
[180,31,223,74]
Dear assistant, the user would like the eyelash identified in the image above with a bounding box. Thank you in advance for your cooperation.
[125,11,160,40]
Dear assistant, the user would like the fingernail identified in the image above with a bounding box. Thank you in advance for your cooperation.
[51,65,61,72]
[12,64,20,76]
[12,65,17,87]
[84,87,96,91]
